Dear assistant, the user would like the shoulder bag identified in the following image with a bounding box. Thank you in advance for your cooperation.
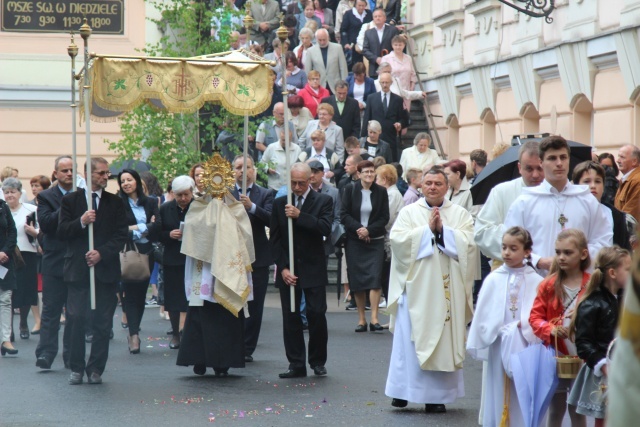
[120,243,150,282]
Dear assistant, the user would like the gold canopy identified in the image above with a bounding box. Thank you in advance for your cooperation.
[85,49,275,121]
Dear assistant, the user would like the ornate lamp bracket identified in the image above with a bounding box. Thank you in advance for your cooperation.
[497,0,555,23]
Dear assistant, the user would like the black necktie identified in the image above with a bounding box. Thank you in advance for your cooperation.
[92,193,98,211]
[296,195,304,210]
[382,93,388,114]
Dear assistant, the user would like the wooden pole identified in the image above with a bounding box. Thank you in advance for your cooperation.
[80,19,96,310]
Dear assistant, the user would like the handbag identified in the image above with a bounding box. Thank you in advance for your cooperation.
[152,242,164,265]
[119,243,150,282]
[13,247,25,270]
[331,223,346,247]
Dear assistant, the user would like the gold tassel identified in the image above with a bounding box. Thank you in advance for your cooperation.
[500,371,510,427]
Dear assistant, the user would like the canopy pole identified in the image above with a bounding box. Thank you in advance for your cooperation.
[68,33,79,191]
[275,18,295,312]
[241,6,255,196]
[80,19,96,310]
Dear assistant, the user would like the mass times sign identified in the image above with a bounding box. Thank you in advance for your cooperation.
[2,0,124,34]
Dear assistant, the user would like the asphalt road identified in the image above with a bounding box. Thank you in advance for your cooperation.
[0,292,583,426]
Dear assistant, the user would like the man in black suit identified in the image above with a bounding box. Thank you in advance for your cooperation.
[231,155,274,363]
[340,0,373,70]
[321,80,361,139]
[362,7,400,78]
[270,162,333,378]
[35,156,74,370]
[362,71,409,162]
[58,157,128,385]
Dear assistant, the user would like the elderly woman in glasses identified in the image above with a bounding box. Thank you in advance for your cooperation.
[340,160,389,333]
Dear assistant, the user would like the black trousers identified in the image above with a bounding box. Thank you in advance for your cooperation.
[278,284,328,370]
[35,274,71,366]
[123,280,148,336]
[244,266,269,357]
[66,280,117,376]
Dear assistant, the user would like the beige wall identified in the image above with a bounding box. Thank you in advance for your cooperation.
[0,0,162,192]
[407,0,640,163]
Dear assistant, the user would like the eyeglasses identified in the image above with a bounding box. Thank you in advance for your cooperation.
[291,180,309,187]
[360,170,375,175]
[93,170,111,177]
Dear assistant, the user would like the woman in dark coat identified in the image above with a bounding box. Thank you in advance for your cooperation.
[117,169,160,354]
[0,197,18,355]
[340,160,389,332]
[158,175,194,350]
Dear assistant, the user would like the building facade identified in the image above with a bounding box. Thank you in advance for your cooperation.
[0,0,162,190]
[406,0,640,160]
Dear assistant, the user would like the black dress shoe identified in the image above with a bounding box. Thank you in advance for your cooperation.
[87,372,102,384]
[369,322,384,332]
[121,322,128,329]
[169,337,180,349]
[20,329,29,339]
[312,366,327,376]
[166,329,173,335]
[36,356,52,370]
[68,372,83,385]
[424,404,446,413]
[193,365,206,375]
[355,324,367,333]
[278,368,307,379]
[391,398,408,408]
[214,368,229,377]
[244,355,254,362]
[1,344,18,356]
[85,334,94,343]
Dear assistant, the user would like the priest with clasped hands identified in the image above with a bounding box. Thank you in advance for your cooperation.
[385,167,478,414]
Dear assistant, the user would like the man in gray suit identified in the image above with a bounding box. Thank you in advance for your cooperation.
[303,29,348,94]
[250,0,281,47]
[308,160,340,258]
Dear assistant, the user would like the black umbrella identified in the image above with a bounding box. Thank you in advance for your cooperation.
[109,159,152,177]
[470,140,593,205]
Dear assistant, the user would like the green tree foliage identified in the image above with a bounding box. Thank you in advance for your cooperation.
[105,0,259,187]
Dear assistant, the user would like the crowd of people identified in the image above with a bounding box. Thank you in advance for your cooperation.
[1,1,639,425]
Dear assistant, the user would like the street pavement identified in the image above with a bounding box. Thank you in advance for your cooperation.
[0,291,583,426]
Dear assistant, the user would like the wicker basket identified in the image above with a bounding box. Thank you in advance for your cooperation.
[555,334,583,379]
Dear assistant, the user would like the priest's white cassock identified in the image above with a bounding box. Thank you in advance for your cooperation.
[385,198,478,404]
[467,264,544,427]
[474,177,525,261]
[504,181,613,275]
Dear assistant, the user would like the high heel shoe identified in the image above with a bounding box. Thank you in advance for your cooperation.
[1,344,19,356]
[128,334,140,354]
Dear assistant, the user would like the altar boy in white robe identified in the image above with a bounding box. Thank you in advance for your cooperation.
[504,135,612,276]
[467,227,544,427]
[385,168,478,413]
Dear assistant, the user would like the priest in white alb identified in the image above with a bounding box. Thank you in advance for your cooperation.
[504,136,612,275]
[474,141,544,263]
[385,168,478,413]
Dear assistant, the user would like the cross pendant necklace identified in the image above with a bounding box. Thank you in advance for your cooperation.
[558,213,569,230]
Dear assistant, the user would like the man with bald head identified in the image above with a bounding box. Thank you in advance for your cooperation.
[270,162,334,379]
[362,71,409,162]
[615,144,640,222]
[255,102,297,159]
[303,29,349,93]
